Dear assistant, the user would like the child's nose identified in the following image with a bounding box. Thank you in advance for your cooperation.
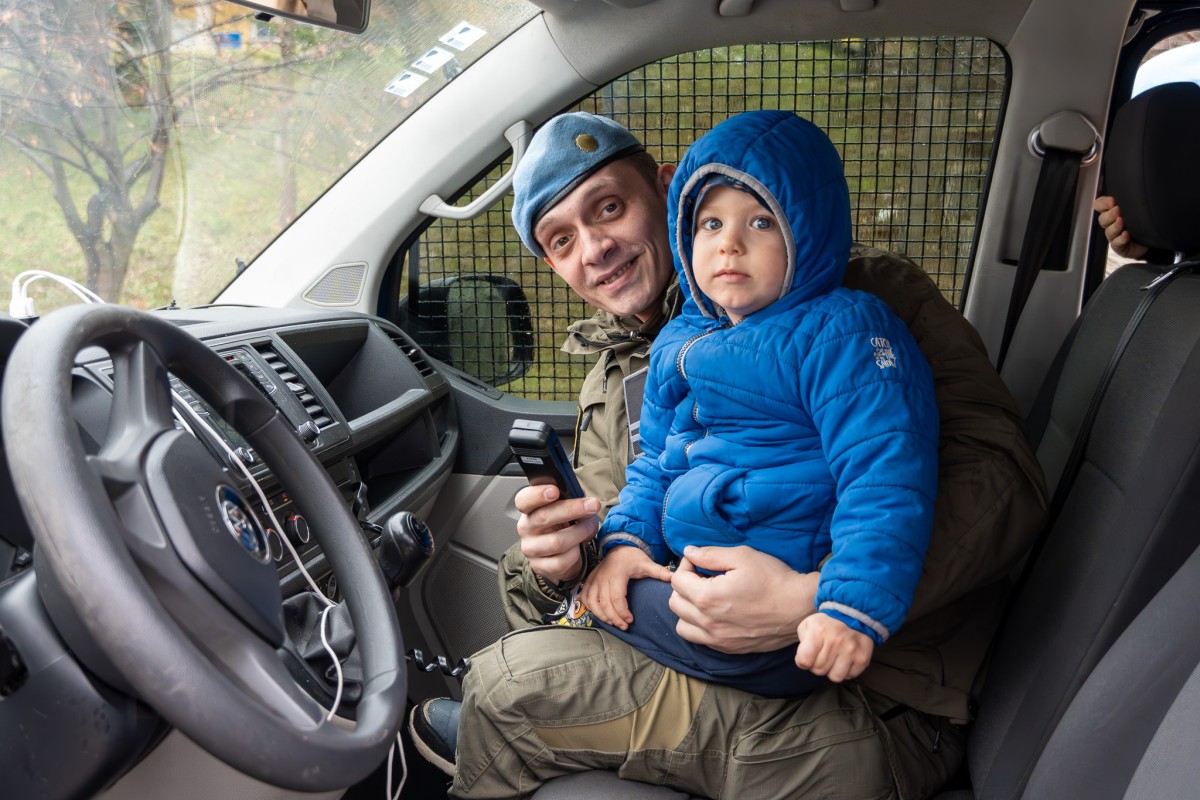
[719,229,743,254]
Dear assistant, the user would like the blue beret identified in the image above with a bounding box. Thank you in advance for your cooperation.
[511,112,644,258]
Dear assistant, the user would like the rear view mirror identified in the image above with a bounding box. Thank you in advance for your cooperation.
[399,275,534,387]
[225,0,369,34]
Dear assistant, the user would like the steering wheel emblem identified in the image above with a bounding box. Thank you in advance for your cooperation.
[217,486,270,564]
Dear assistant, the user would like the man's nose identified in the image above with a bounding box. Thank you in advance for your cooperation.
[579,226,616,265]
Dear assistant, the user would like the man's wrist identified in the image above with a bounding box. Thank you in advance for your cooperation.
[534,538,598,599]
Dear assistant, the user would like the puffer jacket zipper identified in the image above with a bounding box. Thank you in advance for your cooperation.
[675,322,730,380]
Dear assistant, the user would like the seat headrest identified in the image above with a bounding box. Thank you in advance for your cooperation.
[1106,81,1200,257]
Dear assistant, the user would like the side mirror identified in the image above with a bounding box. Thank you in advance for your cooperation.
[224,0,369,35]
[398,275,534,387]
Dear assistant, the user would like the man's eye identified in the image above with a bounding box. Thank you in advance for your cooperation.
[601,202,619,215]
[751,216,775,230]
[551,235,570,251]
[700,218,722,231]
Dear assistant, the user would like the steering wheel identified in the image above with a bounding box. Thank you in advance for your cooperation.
[2,305,405,791]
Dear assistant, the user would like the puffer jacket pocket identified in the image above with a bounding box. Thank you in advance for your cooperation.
[663,462,750,552]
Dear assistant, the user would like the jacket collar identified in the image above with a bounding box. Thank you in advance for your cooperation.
[562,278,682,356]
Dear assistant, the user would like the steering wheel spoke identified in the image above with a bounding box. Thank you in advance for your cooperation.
[171,593,328,730]
[97,339,177,481]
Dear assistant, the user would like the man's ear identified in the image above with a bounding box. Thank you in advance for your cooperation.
[543,257,558,273]
[657,163,676,196]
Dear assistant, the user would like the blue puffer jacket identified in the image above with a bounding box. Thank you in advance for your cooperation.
[598,111,939,644]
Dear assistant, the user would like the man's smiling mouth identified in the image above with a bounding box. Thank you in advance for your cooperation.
[599,259,635,286]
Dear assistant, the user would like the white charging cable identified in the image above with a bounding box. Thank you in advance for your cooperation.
[386,730,408,800]
[170,393,344,720]
[9,270,104,317]
[172,392,404,790]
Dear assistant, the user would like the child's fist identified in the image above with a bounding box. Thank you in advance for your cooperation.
[794,613,875,682]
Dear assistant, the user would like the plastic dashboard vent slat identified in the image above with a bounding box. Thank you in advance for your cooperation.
[255,345,333,430]
[384,328,436,379]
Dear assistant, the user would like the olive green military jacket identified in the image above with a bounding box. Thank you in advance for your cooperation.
[500,246,1047,724]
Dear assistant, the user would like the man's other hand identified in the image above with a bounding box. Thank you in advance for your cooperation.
[669,545,819,654]
[514,484,600,584]
[1094,195,1148,260]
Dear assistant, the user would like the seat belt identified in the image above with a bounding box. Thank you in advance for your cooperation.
[996,112,1100,370]
[1010,260,1198,601]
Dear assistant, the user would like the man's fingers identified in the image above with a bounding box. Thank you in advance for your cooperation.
[513,483,559,514]
[520,496,601,534]
[681,544,749,574]
[676,618,715,648]
[1093,195,1116,215]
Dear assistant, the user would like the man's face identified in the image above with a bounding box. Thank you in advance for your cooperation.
[691,185,788,323]
[534,157,676,322]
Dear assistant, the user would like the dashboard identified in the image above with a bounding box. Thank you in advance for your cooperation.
[3,305,456,596]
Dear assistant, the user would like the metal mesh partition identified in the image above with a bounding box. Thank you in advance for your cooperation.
[407,37,1007,401]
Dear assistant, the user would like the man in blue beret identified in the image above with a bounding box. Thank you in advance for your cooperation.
[410,112,1046,799]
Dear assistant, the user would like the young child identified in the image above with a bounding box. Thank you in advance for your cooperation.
[581,109,939,696]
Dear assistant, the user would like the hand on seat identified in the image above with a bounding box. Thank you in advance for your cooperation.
[1094,195,1148,260]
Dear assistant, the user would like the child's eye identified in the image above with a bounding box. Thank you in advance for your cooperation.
[699,217,722,231]
[751,216,775,230]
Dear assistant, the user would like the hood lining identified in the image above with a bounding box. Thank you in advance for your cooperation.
[675,163,796,320]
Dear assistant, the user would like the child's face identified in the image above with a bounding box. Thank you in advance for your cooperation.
[691,185,788,323]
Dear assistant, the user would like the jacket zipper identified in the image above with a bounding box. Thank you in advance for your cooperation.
[668,323,729,529]
[675,322,729,380]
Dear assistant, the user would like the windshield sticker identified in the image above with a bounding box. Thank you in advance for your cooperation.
[411,46,456,74]
[441,22,487,51]
[385,72,428,99]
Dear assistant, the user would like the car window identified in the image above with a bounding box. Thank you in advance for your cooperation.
[404,36,1008,400]
[0,0,537,315]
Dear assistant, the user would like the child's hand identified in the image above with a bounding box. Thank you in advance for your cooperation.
[794,613,875,683]
[582,545,672,630]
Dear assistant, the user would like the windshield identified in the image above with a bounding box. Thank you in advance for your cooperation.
[0,0,537,314]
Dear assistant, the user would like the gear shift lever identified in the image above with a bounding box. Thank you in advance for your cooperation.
[376,511,435,588]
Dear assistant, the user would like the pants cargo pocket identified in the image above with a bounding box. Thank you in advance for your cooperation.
[725,685,895,800]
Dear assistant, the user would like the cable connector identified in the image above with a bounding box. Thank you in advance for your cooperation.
[9,270,104,320]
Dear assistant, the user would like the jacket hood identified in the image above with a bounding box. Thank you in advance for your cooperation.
[668,110,852,321]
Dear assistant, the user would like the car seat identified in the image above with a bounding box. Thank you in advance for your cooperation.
[939,80,1200,799]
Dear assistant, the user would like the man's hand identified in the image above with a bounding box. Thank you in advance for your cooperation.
[669,545,820,654]
[515,484,600,584]
[794,613,875,683]
[1094,195,1148,260]
[582,545,672,630]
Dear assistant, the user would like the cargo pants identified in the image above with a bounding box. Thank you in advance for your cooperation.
[449,547,965,799]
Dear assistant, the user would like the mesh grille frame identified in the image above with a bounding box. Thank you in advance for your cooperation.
[406,37,1007,401]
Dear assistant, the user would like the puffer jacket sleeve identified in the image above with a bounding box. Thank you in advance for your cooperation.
[597,351,675,564]
[802,295,939,644]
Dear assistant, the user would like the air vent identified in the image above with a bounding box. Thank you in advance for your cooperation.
[384,327,436,379]
[255,345,333,430]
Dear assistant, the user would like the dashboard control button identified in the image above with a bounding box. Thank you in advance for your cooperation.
[285,514,310,544]
[296,421,320,444]
[265,528,284,562]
